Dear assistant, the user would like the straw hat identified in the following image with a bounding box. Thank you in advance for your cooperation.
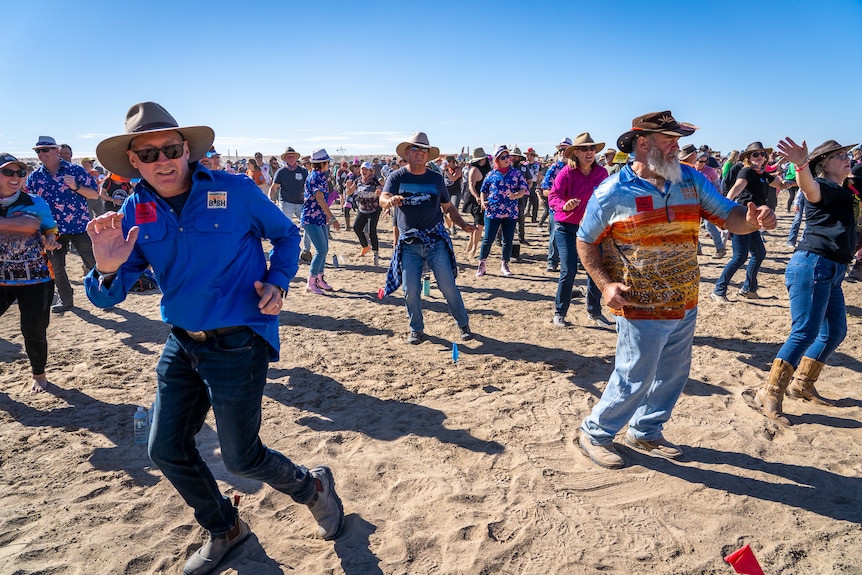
[563,133,605,159]
[470,147,489,164]
[510,147,526,160]
[616,111,698,154]
[96,102,215,179]
[281,146,300,161]
[396,132,440,162]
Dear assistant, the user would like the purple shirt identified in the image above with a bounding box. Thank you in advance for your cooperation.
[549,164,608,225]
[26,160,97,234]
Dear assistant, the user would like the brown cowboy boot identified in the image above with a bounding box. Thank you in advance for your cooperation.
[754,358,795,425]
[786,356,832,405]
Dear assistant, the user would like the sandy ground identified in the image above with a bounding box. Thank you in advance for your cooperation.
[1,209,861,575]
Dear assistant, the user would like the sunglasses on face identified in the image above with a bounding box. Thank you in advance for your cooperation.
[130,143,185,163]
[750,152,767,158]
[408,145,428,153]
[34,148,55,154]
[498,154,511,160]
[574,146,596,152]
[696,158,708,163]
[1,168,26,177]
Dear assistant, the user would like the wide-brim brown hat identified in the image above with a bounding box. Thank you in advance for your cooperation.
[616,111,698,154]
[738,141,773,162]
[510,147,526,160]
[563,132,605,159]
[809,140,858,175]
[96,102,215,179]
[677,143,697,161]
[396,131,440,162]
[281,146,300,161]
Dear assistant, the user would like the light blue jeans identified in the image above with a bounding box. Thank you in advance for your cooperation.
[280,201,311,251]
[401,239,469,333]
[776,251,847,366]
[303,224,329,276]
[581,307,697,444]
[704,220,725,251]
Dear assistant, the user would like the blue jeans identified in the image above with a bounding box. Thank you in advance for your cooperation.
[713,231,766,296]
[704,220,724,251]
[479,216,516,261]
[546,212,559,267]
[303,224,329,276]
[401,239,469,333]
[554,222,601,317]
[776,251,847,366]
[279,202,311,251]
[581,308,697,444]
[786,209,804,246]
[149,328,314,534]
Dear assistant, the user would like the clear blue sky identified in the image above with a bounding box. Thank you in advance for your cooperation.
[2,0,860,160]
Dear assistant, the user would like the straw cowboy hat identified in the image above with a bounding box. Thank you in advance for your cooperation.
[616,111,698,154]
[738,141,773,162]
[96,102,215,179]
[563,132,605,159]
[281,146,300,161]
[396,132,440,161]
[509,147,526,160]
[470,147,489,164]
[808,140,858,175]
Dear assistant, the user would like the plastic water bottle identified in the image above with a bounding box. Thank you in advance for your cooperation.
[148,401,155,426]
[133,406,149,445]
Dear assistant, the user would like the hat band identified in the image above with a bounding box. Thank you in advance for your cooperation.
[132,121,180,133]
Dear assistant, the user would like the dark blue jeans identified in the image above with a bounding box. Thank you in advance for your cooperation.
[713,231,766,296]
[149,327,314,535]
[479,216,516,262]
[776,251,847,366]
[554,222,601,318]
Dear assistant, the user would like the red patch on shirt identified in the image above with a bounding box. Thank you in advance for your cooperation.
[135,202,158,224]
[635,196,654,212]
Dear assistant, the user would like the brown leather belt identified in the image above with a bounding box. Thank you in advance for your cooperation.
[181,326,245,342]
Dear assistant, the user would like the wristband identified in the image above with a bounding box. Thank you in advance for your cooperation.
[794,161,809,171]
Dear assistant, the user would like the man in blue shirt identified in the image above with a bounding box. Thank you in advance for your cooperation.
[84,102,344,575]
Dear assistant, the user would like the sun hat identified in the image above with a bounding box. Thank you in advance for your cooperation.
[604,147,617,156]
[33,136,59,150]
[396,131,440,161]
[808,140,858,175]
[616,111,698,154]
[80,157,96,164]
[360,161,373,170]
[470,147,488,164]
[510,147,526,160]
[494,145,511,159]
[563,132,606,159]
[738,141,773,162]
[0,152,27,171]
[281,146,300,161]
[310,149,332,163]
[696,151,709,161]
[678,144,697,161]
[96,102,215,179]
[556,137,573,150]
[526,147,538,156]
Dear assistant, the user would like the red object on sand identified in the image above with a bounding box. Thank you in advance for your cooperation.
[724,544,765,575]
[378,288,385,300]
[233,494,241,508]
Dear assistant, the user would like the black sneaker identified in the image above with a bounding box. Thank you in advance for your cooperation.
[459,325,473,341]
[407,330,424,345]
[307,466,345,540]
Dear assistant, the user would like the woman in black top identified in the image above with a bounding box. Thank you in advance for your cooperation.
[711,142,785,301]
[755,139,857,424]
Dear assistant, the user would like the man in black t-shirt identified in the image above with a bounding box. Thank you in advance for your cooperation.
[381,132,476,345]
[270,146,311,259]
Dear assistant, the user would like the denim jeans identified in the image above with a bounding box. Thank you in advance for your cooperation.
[479,216,516,262]
[401,239,469,333]
[703,220,724,251]
[149,328,314,534]
[280,201,311,251]
[546,212,559,267]
[786,208,804,246]
[303,224,329,276]
[581,308,697,444]
[776,251,847,366]
[713,231,766,296]
[554,222,601,318]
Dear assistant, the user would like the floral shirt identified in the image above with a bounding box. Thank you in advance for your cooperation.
[26,160,97,234]
[541,160,566,190]
[480,168,528,220]
[301,169,331,226]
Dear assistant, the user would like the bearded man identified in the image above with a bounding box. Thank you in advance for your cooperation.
[574,111,776,469]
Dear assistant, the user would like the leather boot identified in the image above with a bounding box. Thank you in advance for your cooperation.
[754,358,794,425]
[306,276,323,294]
[786,357,832,405]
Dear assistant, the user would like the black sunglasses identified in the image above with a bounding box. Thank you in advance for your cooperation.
[1,168,26,177]
[34,148,55,154]
[750,151,767,158]
[498,154,511,160]
[130,143,185,163]
[408,145,428,152]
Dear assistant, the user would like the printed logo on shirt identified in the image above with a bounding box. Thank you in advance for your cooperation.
[136,202,158,224]
[635,196,654,212]
[397,183,438,206]
[295,173,303,180]
[207,191,227,209]
[680,184,697,200]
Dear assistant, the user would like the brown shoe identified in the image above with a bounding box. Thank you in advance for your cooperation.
[786,357,833,406]
[578,431,624,469]
[754,358,795,425]
[624,433,683,459]
[183,518,251,575]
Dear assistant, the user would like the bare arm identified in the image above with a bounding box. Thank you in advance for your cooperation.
[576,239,635,309]
[726,177,747,201]
[724,202,777,234]
[442,201,475,233]
[0,214,41,233]
[777,137,821,203]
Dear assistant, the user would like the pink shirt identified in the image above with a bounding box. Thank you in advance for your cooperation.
[548,164,608,225]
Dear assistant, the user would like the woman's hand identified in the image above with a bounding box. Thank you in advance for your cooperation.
[776,137,809,166]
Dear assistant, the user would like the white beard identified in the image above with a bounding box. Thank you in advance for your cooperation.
[647,145,683,184]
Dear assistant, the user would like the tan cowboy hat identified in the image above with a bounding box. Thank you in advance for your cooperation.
[616,111,698,154]
[808,140,858,174]
[563,132,605,159]
[96,102,215,179]
[738,141,773,162]
[510,147,526,160]
[281,146,300,161]
[396,132,440,162]
[470,147,489,164]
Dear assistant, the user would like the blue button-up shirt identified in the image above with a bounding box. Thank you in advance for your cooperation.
[84,164,300,359]
[26,160,97,234]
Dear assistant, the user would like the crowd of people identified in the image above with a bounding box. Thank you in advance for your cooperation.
[3,101,861,574]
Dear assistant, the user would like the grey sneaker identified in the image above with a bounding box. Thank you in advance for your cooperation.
[307,466,345,540]
[182,518,251,575]
[407,330,424,345]
[624,432,683,460]
[737,288,761,299]
[709,292,730,304]
[51,302,73,314]
[589,313,613,327]
[459,325,473,341]
[578,431,624,469]
[552,315,568,327]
